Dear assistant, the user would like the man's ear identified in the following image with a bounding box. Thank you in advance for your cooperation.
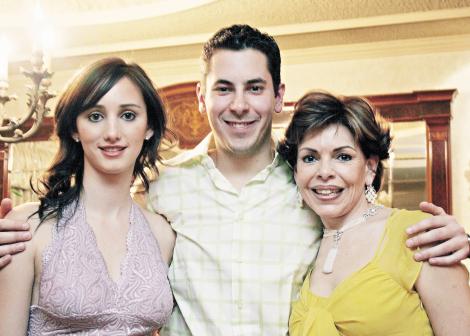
[274,83,285,114]
[196,82,206,114]
[365,155,379,186]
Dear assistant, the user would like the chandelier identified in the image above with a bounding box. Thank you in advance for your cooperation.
[0,3,55,143]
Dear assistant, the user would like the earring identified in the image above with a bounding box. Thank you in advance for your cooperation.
[145,135,152,141]
[365,184,377,204]
[73,136,80,143]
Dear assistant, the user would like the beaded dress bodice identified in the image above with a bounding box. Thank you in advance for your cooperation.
[28,201,173,335]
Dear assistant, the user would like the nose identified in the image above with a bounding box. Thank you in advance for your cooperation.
[317,158,334,180]
[229,91,248,116]
[103,117,121,142]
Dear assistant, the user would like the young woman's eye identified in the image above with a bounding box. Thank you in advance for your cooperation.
[337,153,352,161]
[302,155,317,164]
[121,111,136,121]
[87,112,103,122]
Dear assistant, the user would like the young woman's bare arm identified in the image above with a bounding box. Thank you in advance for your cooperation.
[142,209,175,265]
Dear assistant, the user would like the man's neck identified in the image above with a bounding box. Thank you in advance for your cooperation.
[210,144,274,192]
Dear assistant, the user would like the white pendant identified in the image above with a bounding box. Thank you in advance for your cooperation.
[322,247,338,274]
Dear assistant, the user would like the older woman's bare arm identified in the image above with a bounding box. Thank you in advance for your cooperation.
[415,260,470,335]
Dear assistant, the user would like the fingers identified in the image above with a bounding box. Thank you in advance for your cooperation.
[0,198,13,219]
[406,215,462,245]
[406,225,448,248]
[419,201,446,216]
[0,254,12,269]
[428,248,470,266]
[0,230,31,245]
[413,234,469,261]
[0,242,26,257]
[0,218,30,232]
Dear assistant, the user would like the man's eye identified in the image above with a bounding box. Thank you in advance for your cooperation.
[250,85,263,93]
[214,86,231,93]
[88,112,103,122]
[121,111,136,121]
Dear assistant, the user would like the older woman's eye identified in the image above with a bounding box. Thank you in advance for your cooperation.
[302,155,317,163]
[337,153,352,161]
[88,112,103,122]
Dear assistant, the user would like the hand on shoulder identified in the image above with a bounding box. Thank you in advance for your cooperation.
[0,203,41,269]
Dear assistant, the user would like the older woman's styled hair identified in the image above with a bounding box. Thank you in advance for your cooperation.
[277,91,391,191]
[34,57,166,221]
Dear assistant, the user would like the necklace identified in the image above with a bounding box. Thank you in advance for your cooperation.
[322,204,383,274]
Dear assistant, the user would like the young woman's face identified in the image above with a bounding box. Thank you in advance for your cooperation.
[74,77,153,178]
[294,124,376,223]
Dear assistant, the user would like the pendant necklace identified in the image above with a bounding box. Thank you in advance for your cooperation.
[322,204,383,274]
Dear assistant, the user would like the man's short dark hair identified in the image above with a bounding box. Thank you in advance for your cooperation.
[201,24,281,96]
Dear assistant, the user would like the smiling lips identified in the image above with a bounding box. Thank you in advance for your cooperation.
[312,186,344,199]
[224,120,258,129]
[99,145,127,157]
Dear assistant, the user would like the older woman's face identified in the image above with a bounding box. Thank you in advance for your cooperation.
[294,124,377,222]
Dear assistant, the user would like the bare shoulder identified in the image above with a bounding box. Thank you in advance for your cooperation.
[139,206,175,265]
[5,202,41,231]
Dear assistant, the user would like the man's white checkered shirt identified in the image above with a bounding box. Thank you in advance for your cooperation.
[149,135,322,336]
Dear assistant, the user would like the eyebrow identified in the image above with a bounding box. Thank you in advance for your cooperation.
[246,78,267,85]
[299,145,357,152]
[212,78,267,86]
[213,79,233,86]
[91,103,143,109]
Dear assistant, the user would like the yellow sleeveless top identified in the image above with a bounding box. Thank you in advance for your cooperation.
[289,209,434,336]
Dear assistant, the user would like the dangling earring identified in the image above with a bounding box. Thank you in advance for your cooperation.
[365,184,377,204]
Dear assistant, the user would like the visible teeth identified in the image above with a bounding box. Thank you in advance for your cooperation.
[318,190,334,195]
[226,121,253,128]
[315,189,338,195]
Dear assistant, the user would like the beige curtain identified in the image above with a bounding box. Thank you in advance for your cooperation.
[9,141,59,206]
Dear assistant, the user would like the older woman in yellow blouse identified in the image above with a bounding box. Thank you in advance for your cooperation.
[278,91,470,335]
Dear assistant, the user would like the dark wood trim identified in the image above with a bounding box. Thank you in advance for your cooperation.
[0,143,10,199]
[367,90,455,214]
[159,81,210,149]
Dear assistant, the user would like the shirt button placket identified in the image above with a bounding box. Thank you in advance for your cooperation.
[232,196,244,335]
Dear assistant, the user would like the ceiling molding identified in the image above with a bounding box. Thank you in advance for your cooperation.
[281,34,470,64]
[1,0,217,27]
[57,34,467,82]
[56,7,470,58]
[265,7,470,36]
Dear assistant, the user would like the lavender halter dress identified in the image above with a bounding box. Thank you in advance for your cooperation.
[28,201,173,335]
